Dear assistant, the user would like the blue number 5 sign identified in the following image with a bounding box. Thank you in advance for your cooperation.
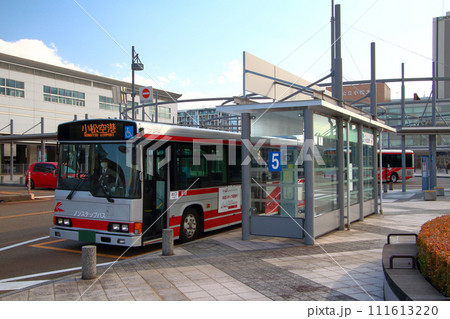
[269,152,282,172]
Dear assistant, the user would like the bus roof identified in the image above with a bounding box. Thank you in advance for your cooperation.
[57,118,241,142]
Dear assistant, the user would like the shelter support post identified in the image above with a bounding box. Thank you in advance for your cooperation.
[241,113,251,241]
[358,124,364,221]
[337,118,345,230]
[401,63,407,192]
[373,127,379,214]
[304,109,315,245]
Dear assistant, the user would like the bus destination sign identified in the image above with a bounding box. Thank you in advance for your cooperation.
[82,123,117,138]
[58,120,136,141]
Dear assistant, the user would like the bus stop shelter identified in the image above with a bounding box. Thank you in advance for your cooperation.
[217,98,395,245]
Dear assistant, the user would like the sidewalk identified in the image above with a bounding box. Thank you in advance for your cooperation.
[0,175,25,186]
[1,189,448,301]
[0,176,33,202]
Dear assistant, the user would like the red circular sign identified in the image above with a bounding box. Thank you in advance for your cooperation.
[142,88,150,99]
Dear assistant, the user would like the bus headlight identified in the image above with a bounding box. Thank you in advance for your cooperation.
[55,217,72,227]
[108,223,131,233]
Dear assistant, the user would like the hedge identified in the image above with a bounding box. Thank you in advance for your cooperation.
[416,214,450,297]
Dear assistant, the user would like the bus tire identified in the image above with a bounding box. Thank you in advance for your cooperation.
[390,173,398,183]
[179,207,200,243]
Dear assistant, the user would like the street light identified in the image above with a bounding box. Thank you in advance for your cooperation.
[131,46,144,120]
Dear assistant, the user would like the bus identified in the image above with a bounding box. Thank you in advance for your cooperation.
[322,148,414,183]
[378,149,414,183]
[50,119,242,246]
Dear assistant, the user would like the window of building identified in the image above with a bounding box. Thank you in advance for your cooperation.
[99,96,120,111]
[43,85,85,106]
[160,106,171,119]
[0,77,25,98]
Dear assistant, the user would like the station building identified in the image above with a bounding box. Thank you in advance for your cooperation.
[178,107,241,132]
[0,52,181,175]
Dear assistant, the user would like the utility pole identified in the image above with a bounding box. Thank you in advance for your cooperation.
[334,4,343,103]
[131,46,144,121]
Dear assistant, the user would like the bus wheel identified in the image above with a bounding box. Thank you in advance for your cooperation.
[180,208,200,243]
[390,173,398,183]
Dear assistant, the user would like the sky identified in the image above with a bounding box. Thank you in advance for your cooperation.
[1,0,449,109]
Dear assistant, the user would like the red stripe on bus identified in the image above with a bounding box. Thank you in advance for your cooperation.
[229,213,242,224]
[204,215,230,230]
[69,218,109,231]
[179,187,219,197]
[204,208,241,219]
[169,216,182,226]
[144,134,242,145]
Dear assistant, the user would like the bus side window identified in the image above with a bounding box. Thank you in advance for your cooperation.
[229,145,241,184]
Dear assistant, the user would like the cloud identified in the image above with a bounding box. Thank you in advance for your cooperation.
[114,62,127,69]
[218,59,242,85]
[180,77,191,87]
[0,39,99,74]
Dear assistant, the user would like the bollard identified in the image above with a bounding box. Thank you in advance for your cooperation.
[383,183,387,193]
[389,180,393,191]
[162,229,174,256]
[434,187,445,196]
[423,190,437,201]
[81,245,97,280]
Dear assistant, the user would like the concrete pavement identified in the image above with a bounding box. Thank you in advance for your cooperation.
[0,188,448,301]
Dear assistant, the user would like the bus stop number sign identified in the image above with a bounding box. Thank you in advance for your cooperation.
[269,152,282,172]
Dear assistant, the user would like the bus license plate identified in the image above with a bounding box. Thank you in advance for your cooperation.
[78,230,96,243]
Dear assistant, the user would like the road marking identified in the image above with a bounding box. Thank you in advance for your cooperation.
[0,262,115,284]
[0,236,50,252]
[34,195,55,199]
[30,239,130,259]
[0,280,48,291]
[0,210,53,220]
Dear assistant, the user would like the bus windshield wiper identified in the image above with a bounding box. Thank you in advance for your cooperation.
[66,176,88,200]
[98,178,115,203]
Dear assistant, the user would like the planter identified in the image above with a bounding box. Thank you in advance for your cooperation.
[382,234,447,301]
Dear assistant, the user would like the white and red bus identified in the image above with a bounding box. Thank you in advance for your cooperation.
[50,119,242,246]
[378,149,414,183]
[322,148,414,183]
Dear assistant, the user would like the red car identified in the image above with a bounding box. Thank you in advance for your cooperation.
[25,162,58,189]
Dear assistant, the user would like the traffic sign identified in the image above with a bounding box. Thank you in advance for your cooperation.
[139,86,153,103]
[268,152,282,172]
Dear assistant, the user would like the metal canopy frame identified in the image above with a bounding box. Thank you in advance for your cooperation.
[217,99,396,132]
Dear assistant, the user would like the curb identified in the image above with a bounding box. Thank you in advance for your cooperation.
[0,194,34,202]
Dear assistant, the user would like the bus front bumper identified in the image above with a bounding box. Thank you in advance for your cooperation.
[50,227,142,247]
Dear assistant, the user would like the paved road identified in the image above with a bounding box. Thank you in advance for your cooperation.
[0,178,447,294]
[384,175,450,191]
[0,188,162,292]
[0,185,233,292]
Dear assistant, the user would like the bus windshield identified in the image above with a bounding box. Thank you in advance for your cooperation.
[57,143,141,199]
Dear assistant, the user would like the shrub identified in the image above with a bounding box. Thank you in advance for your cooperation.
[416,214,450,297]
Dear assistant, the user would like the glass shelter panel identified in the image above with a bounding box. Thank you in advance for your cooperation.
[362,128,375,200]
[249,111,305,219]
[314,114,338,215]
[344,122,360,206]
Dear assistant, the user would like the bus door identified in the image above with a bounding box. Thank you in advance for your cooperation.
[142,145,169,242]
